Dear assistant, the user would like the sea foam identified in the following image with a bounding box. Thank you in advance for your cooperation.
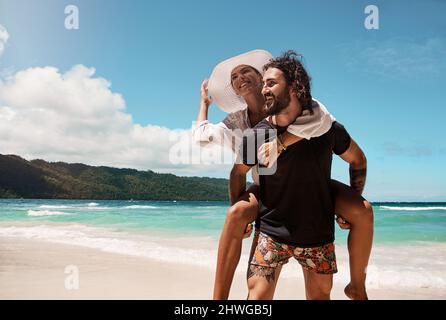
[380,206,446,211]
[88,202,99,207]
[0,224,217,268]
[1,223,445,290]
[27,210,70,217]
[123,205,158,209]
[39,205,72,209]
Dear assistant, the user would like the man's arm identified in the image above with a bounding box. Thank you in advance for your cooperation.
[229,163,252,205]
[339,139,367,194]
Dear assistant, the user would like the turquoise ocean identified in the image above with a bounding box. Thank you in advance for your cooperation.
[1,199,445,292]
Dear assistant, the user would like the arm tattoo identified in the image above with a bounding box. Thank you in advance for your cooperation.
[247,265,276,283]
[349,166,367,194]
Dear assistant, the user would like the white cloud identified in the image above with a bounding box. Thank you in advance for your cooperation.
[0,23,233,178]
[0,64,233,177]
[0,24,9,58]
[340,37,446,79]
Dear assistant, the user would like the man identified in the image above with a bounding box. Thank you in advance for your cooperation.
[230,51,368,299]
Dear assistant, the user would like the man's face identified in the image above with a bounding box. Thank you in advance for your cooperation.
[262,67,291,116]
[230,65,263,97]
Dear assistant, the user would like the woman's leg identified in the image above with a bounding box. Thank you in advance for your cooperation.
[331,179,374,300]
[213,185,260,300]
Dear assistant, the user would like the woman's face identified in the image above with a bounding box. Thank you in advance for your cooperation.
[230,65,263,97]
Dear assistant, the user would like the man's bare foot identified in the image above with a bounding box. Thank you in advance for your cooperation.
[344,283,368,300]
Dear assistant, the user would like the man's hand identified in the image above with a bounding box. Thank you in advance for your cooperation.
[336,215,351,229]
[243,223,253,239]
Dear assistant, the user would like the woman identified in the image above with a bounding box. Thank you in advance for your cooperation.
[193,50,373,300]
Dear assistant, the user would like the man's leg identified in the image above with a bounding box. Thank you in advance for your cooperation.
[246,232,287,300]
[302,268,333,300]
[247,264,282,300]
[331,179,374,300]
[213,185,260,300]
[295,242,337,300]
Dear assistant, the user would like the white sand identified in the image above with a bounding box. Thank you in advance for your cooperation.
[1,238,444,300]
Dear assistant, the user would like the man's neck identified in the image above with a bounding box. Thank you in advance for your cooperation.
[274,100,302,127]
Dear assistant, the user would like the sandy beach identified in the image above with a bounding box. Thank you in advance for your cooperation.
[1,238,444,300]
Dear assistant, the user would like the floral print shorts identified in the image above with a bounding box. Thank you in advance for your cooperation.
[250,232,338,274]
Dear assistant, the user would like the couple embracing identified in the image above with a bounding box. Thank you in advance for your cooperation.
[193,50,373,300]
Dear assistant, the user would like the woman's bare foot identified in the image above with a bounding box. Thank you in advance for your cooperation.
[344,283,368,300]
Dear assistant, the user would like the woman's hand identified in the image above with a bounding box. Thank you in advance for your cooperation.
[257,138,279,168]
[200,79,213,108]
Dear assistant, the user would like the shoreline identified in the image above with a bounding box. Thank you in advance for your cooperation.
[2,198,446,203]
[1,238,444,300]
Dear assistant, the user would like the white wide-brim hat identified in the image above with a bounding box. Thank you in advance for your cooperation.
[208,49,273,113]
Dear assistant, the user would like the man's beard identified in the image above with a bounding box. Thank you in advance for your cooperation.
[264,91,291,116]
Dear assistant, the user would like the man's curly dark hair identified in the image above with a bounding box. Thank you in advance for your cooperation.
[263,50,313,113]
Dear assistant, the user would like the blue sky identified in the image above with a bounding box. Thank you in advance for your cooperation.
[0,0,445,201]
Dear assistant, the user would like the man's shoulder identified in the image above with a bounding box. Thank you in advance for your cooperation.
[321,121,347,136]
[326,121,352,155]
[306,122,345,148]
[332,121,346,130]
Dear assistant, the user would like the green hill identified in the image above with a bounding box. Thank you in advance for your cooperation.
[0,154,229,201]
